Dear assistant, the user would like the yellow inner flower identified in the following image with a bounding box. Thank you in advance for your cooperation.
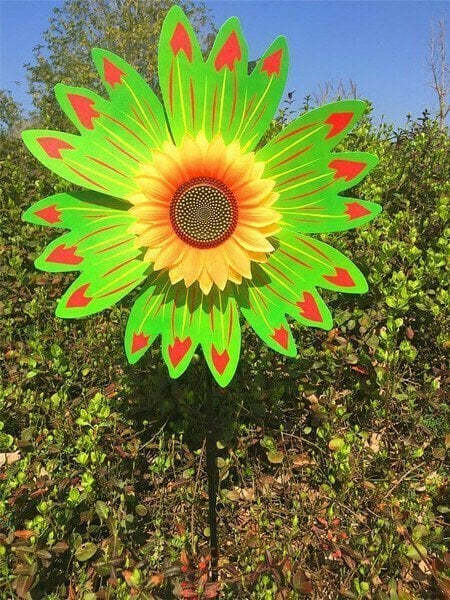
[128,132,280,295]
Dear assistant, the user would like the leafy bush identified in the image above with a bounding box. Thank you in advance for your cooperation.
[0,104,449,598]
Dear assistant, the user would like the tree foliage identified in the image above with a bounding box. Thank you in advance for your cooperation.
[0,90,23,136]
[26,0,214,127]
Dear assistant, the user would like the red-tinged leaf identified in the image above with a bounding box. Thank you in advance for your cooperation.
[24,192,129,231]
[125,274,171,364]
[14,530,36,539]
[204,18,248,143]
[181,590,199,599]
[296,291,322,322]
[257,102,368,183]
[200,289,241,387]
[92,48,169,149]
[238,274,298,356]
[236,36,288,151]
[351,365,369,375]
[158,6,204,143]
[274,232,368,294]
[14,574,34,598]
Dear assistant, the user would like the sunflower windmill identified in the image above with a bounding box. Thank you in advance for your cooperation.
[22,6,380,574]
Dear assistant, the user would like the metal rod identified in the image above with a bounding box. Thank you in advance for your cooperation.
[204,360,218,580]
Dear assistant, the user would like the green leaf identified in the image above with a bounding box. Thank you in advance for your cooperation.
[75,542,98,562]
[267,450,284,464]
[328,438,345,451]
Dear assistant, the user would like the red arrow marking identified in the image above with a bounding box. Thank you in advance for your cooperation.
[261,48,283,76]
[37,137,74,159]
[132,332,150,353]
[168,336,192,367]
[103,57,125,87]
[170,22,193,61]
[324,112,354,138]
[323,267,355,287]
[46,244,83,265]
[215,31,241,71]
[66,283,92,308]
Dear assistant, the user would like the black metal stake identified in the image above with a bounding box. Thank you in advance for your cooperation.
[204,360,218,580]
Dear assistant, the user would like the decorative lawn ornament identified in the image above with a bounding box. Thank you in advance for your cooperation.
[22,6,380,388]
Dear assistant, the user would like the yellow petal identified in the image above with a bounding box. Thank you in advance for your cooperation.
[153,239,186,271]
[235,179,275,206]
[129,204,169,223]
[252,160,265,180]
[233,225,275,252]
[152,150,186,189]
[198,268,213,295]
[136,175,174,202]
[205,135,227,180]
[175,134,206,180]
[239,207,281,227]
[168,262,184,284]
[204,247,228,290]
[181,247,204,287]
[137,225,173,247]
[228,267,243,284]
[259,223,281,237]
[223,153,255,189]
[127,192,149,206]
[221,238,252,278]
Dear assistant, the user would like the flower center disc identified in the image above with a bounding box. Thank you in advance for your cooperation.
[170,177,238,248]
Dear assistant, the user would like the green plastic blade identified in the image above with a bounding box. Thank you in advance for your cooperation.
[203,17,249,143]
[22,191,129,229]
[236,36,289,152]
[158,5,205,145]
[91,48,170,149]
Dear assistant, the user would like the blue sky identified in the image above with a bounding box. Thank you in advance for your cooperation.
[1,0,449,125]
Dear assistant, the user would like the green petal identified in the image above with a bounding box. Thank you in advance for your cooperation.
[125,273,172,364]
[236,36,289,152]
[35,214,139,273]
[158,5,204,144]
[238,276,297,356]
[91,48,170,149]
[270,231,368,294]
[161,284,201,378]
[258,100,368,174]
[199,287,241,388]
[203,17,249,143]
[22,126,141,200]
[56,257,148,318]
[22,191,128,229]
[279,196,382,234]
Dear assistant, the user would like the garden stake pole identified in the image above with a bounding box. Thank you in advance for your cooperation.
[204,359,218,580]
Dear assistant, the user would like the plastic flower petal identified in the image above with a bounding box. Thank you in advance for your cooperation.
[22,6,381,387]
